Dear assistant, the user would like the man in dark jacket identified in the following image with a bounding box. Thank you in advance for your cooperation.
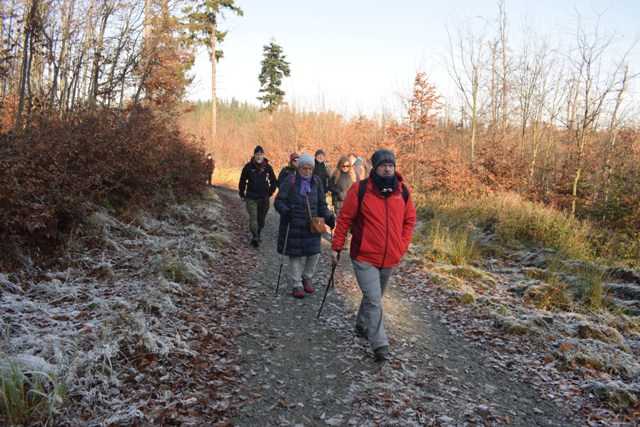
[313,149,330,194]
[239,145,277,247]
[331,149,417,362]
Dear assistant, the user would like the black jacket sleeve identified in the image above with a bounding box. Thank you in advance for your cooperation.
[275,175,292,216]
[268,165,278,196]
[316,177,335,228]
[238,164,249,198]
[277,168,285,187]
[328,175,337,196]
[323,168,330,192]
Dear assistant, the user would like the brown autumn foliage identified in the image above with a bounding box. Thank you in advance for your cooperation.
[184,71,640,241]
[0,107,206,269]
[179,101,386,172]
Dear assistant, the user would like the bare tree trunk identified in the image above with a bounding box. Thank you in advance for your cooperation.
[79,0,97,103]
[489,39,498,143]
[16,0,37,128]
[51,0,74,109]
[210,18,217,154]
[2,0,17,99]
[133,0,155,105]
[470,65,478,165]
[499,0,508,137]
[601,65,629,209]
[89,3,112,106]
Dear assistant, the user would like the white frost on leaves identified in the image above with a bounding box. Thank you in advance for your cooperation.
[1,193,227,425]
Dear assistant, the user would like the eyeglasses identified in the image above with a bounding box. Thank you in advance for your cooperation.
[341,164,351,168]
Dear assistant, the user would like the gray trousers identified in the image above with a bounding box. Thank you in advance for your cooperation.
[288,254,321,290]
[352,259,393,350]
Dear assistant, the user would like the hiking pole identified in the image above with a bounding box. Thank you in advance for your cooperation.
[275,223,290,296]
[317,252,340,319]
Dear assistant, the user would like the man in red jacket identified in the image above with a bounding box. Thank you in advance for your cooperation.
[331,149,416,362]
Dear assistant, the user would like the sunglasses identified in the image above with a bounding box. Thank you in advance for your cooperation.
[341,164,351,168]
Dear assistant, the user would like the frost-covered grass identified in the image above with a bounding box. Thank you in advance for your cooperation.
[0,188,229,424]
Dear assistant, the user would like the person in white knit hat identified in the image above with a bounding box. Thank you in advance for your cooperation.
[275,153,336,298]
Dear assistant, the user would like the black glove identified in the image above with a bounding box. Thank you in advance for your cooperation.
[326,214,336,229]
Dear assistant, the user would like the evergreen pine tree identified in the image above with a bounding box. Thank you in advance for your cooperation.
[258,40,291,113]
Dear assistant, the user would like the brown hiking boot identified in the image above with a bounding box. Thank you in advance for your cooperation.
[302,278,315,294]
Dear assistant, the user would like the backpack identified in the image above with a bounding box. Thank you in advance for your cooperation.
[356,178,409,219]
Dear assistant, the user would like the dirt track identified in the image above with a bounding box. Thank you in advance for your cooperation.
[218,188,580,426]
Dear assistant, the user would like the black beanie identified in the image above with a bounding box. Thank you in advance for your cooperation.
[254,145,264,154]
[371,149,396,169]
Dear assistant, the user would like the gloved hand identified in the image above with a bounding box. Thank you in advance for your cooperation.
[331,250,341,266]
[326,214,336,229]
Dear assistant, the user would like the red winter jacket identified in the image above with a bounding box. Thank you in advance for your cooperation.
[332,174,417,269]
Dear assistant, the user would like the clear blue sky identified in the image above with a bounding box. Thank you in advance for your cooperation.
[187,0,640,117]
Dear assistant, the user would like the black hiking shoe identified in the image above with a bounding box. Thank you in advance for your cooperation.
[250,237,259,247]
[373,345,389,363]
[354,325,367,339]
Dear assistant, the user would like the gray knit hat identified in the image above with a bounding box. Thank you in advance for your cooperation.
[371,149,396,169]
[298,153,314,167]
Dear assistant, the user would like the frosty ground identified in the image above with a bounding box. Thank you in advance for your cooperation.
[1,187,639,426]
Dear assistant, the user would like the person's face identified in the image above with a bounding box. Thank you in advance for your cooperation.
[316,154,325,163]
[375,162,395,177]
[254,152,264,163]
[340,161,352,173]
[291,159,298,168]
[299,163,314,178]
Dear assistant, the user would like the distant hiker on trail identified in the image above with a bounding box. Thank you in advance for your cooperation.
[239,145,277,247]
[275,153,336,299]
[349,153,369,182]
[331,149,416,362]
[277,152,299,185]
[328,156,354,216]
[205,153,215,186]
[313,149,330,193]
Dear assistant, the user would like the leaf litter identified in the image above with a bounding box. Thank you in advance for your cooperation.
[3,186,638,426]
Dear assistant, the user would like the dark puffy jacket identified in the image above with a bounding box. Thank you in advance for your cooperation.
[275,173,335,257]
[277,166,296,186]
[239,158,277,200]
[313,160,330,193]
